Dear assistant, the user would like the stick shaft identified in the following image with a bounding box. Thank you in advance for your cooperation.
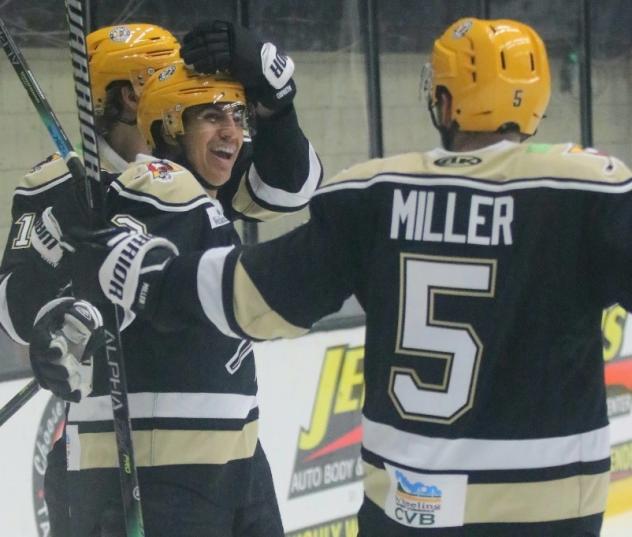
[0,379,40,427]
[64,2,144,535]
[0,16,89,194]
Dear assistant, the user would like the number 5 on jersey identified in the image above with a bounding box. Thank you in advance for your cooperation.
[391,254,497,424]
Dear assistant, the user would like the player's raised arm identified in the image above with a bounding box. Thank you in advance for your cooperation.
[182,20,322,220]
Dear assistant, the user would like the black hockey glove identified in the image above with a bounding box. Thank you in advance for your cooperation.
[181,20,296,113]
[30,297,104,402]
[67,227,179,318]
[30,181,97,268]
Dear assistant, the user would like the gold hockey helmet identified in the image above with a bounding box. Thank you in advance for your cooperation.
[87,23,180,114]
[427,18,551,136]
[137,60,246,149]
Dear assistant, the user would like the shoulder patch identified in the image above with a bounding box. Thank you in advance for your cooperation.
[18,153,71,192]
[112,159,210,210]
[542,143,631,183]
[28,153,62,174]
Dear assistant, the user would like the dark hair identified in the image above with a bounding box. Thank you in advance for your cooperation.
[150,120,181,160]
[96,80,133,136]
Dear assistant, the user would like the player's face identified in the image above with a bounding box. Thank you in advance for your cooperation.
[181,103,245,188]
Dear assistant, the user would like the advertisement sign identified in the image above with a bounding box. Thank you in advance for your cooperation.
[603,305,632,515]
[0,321,631,535]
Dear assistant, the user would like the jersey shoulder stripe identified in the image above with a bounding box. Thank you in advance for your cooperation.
[321,152,423,188]
[15,153,71,195]
[111,158,210,212]
[317,142,632,196]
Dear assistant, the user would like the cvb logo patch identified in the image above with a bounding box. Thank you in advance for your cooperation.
[288,345,364,498]
[434,155,482,167]
[384,465,467,528]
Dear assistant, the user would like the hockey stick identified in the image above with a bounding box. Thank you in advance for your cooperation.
[64,2,145,535]
[0,378,39,427]
[0,16,92,200]
[0,15,143,534]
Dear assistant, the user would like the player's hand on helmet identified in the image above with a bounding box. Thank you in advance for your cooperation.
[67,227,179,317]
[181,20,296,114]
[30,297,104,402]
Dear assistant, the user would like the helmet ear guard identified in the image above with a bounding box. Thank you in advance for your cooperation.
[429,17,551,137]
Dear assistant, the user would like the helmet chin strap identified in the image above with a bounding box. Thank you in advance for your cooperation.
[428,98,457,151]
[116,117,137,127]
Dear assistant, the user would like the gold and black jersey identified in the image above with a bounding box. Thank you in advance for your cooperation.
[178,141,632,533]
[65,157,261,508]
[0,138,131,344]
[66,122,321,508]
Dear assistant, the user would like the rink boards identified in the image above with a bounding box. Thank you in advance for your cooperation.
[0,319,631,536]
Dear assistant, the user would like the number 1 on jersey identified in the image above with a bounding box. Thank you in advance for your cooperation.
[391,254,497,424]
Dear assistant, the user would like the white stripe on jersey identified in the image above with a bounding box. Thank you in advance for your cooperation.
[67,391,258,422]
[196,246,239,338]
[109,181,212,212]
[362,416,610,471]
[317,172,632,197]
[13,173,72,197]
[247,142,321,208]
[0,274,28,345]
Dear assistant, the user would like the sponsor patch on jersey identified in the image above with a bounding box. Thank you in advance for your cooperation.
[434,155,482,167]
[147,160,176,182]
[453,20,473,39]
[206,205,230,229]
[27,153,61,174]
[384,464,467,529]
[109,26,132,42]
[564,144,616,173]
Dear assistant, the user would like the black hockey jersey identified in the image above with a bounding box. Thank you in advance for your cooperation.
[170,141,632,534]
[0,142,127,344]
[65,108,322,508]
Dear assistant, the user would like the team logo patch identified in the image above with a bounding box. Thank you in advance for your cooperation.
[27,153,61,174]
[565,144,616,173]
[158,64,176,81]
[147,160,175,182]
[32,396,66,537]
[453,20,473,39]
[434,155,482,167]
[288,345,364,499]
[109,26,132,42]
[384,465,467,528]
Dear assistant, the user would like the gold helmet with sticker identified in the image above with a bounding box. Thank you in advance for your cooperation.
[427,18,551,136]
[137,60,246,149]
[87,23,180,114]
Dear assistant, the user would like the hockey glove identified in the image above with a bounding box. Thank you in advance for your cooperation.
[69,227,179,317]
[30,181,97,268]
[181,20,296,113]
[30,297,104,402]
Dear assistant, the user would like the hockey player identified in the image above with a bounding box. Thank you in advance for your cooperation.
[0,23,180,537]
[29,22,321,537]
[48,17,630,537]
